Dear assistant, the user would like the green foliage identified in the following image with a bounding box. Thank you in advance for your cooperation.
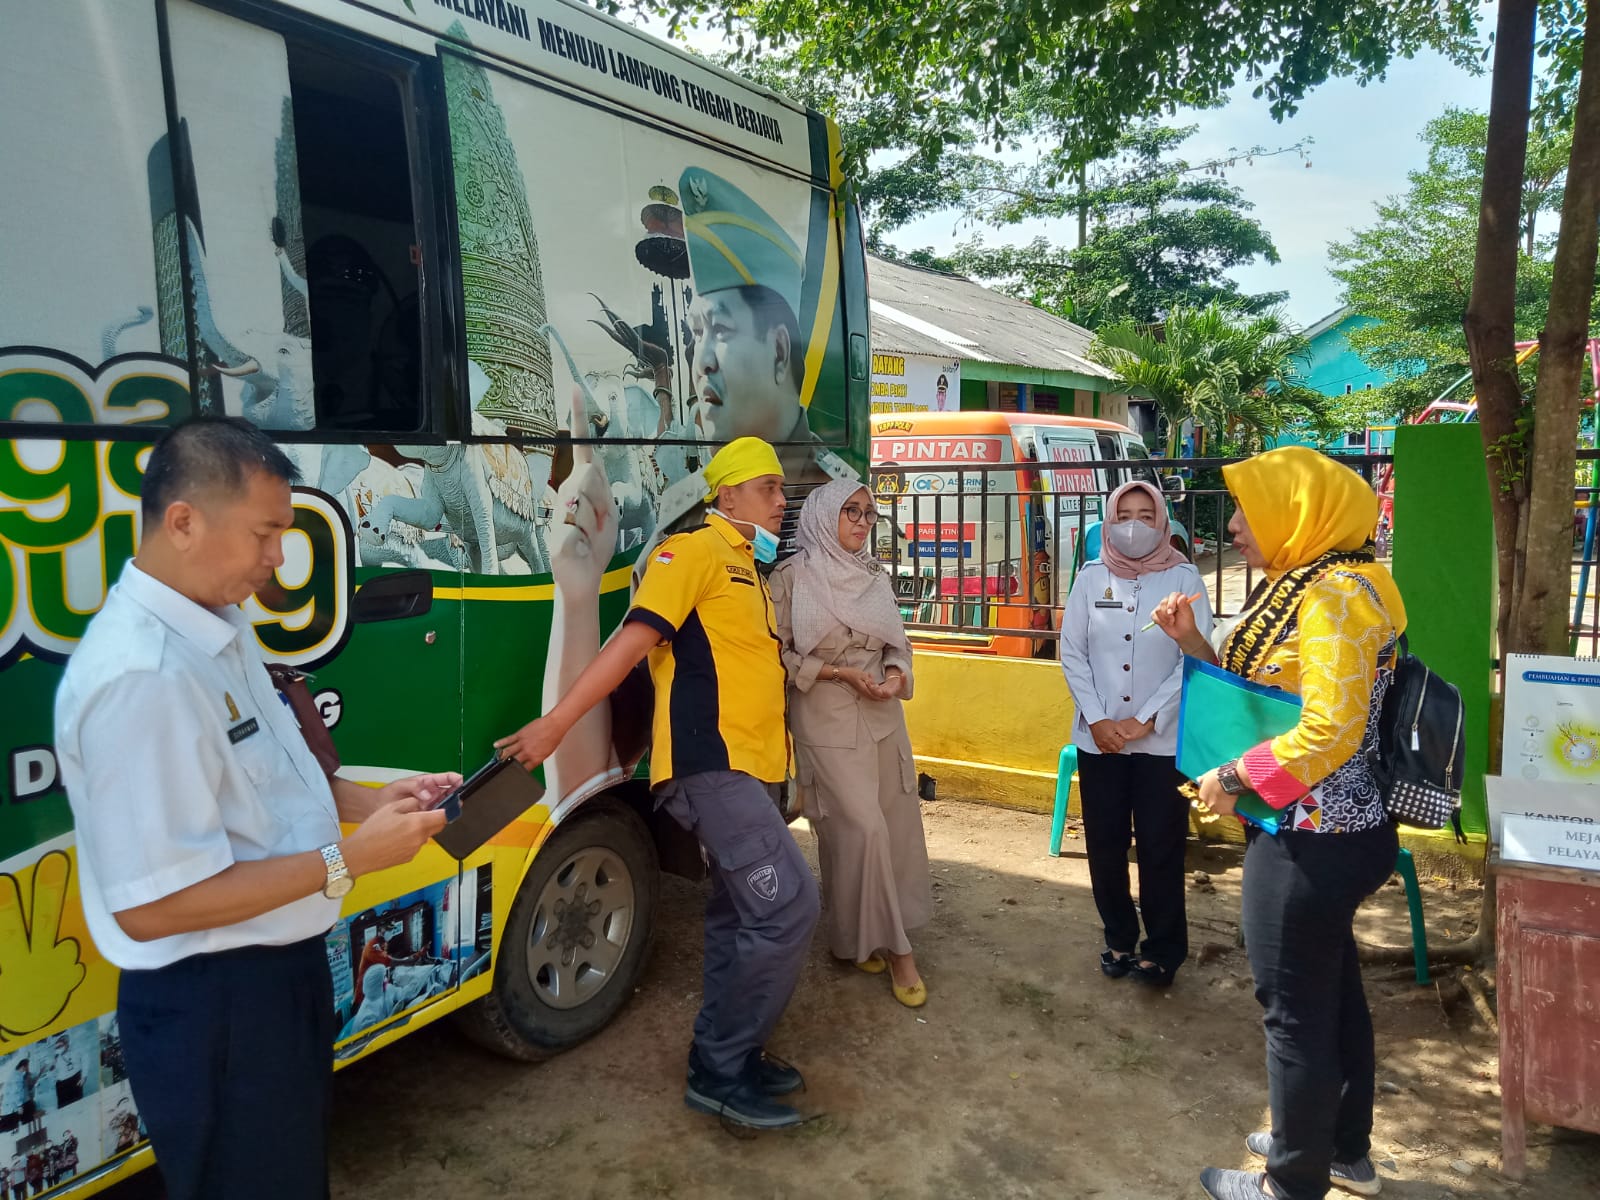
[1088,303,1328,451]
[605,0,1481,168]
[942,123,1292,327]
[1327,107,1576,418]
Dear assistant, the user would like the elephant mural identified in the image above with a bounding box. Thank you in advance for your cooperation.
[186,230,370,498]
[350,457,469,571]
[189,234,316,434]
[371,442,551,576]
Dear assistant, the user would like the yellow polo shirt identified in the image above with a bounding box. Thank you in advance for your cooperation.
[625,513,789,786]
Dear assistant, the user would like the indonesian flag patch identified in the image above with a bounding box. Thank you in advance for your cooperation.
[654,551,674,565]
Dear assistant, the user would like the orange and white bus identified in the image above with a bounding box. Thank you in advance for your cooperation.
[870,411,1186,658]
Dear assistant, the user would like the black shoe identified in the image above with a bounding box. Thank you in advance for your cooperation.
[1129,959,1177,989]
[687,1046,804,1097]
[684,1071,806,1130]
[747,1049,804,1097]
[1100,949,1135,978]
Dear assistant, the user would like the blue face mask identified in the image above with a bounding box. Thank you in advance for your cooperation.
[712,509,780,564]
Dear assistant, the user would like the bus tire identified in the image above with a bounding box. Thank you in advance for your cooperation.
[456,798,659,1062]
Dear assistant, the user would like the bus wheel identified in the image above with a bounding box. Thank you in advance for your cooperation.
[456,798,659,1062]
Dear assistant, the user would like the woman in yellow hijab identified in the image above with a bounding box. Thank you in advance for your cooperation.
[1154,447,1403,1200]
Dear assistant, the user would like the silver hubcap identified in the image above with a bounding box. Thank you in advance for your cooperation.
[526,846,635,1010]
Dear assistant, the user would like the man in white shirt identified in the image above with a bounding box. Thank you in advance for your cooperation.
[56,417,457,1200]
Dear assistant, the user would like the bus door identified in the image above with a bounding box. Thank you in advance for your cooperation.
[157,0,470,1054]
[1033,427,1105,605]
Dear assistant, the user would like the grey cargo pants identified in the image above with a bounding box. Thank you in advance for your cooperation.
[656,770,821,1081]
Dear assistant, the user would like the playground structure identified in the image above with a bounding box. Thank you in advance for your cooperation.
[1369,341,1600,633]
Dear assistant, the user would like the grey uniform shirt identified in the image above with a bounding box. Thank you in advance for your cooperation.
[1058,560,1214,757]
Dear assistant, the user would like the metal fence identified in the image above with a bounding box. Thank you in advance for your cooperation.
[1570,449,1600,657]
[871,454,1395,653]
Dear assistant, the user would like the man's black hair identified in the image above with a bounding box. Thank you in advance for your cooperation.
[140,416,300,522]
[735,284,804,396]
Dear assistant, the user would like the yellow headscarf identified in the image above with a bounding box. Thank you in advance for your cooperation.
[702,437,785,501]
[1223,446,1406,628]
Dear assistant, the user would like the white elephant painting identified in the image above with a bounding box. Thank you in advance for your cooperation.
[189,232,316,433]
[351,457,467,571]
[370,442,551,576]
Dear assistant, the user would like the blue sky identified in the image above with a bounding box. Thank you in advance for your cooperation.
[882,50,1493,328]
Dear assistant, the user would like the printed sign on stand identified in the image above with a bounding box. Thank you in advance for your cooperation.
[1500,810,1600,869]
[1503,654,1600,785]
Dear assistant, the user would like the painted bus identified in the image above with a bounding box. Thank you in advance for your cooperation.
[0,1,869,1193]
[870,412,1184,658]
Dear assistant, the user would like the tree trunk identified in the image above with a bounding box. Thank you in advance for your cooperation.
[1076,162,1088,249]
[1515,0,1600,656]
[1464,0,1538,660]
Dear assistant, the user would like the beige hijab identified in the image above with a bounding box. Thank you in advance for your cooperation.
[789,479,910,658]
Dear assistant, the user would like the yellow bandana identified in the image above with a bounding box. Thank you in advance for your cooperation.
[702,437,784,501]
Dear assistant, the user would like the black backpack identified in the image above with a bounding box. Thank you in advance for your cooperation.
[1369,635,1466,841]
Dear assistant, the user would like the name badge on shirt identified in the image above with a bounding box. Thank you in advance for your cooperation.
[227,717,261,745]
[1093,599,1123,608]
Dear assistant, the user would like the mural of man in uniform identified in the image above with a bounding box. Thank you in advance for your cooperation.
[538,168,854,800]
[679,169,851,525]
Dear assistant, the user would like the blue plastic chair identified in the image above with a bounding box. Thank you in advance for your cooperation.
[1049,744,1078,857]
[1049,741,1431,985]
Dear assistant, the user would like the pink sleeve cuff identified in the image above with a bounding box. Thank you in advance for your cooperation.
[1242,741,1308,809]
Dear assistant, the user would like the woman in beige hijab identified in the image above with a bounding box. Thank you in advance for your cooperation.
[769,480,933,1007]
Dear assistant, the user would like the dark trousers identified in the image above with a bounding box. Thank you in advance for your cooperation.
[1242,824,1398,1200]
[657,770,821,1081]
[117,935,336,1200]
[1076,749,1189,971]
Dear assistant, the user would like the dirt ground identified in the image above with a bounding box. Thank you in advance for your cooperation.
[108,800,1598,1200]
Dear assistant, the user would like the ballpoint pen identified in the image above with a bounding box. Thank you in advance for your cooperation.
[1140,591,1204,633]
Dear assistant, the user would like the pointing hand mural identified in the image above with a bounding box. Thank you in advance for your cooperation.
[0,852,87,1040]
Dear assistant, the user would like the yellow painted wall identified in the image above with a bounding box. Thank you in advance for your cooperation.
[904,647,1486,874]
[904,650,1073,811]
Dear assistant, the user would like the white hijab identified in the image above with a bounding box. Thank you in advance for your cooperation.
[789,479,910,658]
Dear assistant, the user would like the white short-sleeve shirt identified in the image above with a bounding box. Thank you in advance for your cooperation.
[55,562,341,970]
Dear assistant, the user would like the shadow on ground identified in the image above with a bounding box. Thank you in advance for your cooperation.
[105,802,1597,1199]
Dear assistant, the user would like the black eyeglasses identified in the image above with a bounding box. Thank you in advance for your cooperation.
[841,504,880,525]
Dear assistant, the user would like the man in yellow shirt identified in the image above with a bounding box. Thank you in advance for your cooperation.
[497,437,819,1131]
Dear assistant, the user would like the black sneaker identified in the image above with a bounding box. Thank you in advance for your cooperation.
[1245,1132,1381,1196]
[687,1047,804,1097]
[684,1070,805,1130]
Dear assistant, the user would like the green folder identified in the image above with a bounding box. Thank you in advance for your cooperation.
[1176,657,1304,835]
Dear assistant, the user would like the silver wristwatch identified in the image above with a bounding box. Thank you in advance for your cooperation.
[319,843,354,899]
[1217,760,1248,796]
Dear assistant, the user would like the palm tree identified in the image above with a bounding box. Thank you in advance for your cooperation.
[1088,303,1328,455]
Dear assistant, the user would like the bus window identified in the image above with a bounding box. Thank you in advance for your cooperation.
[1124,438,1160,487]
[165,2,429,436]
[289,47,425,435]
[1095,431,1123,489]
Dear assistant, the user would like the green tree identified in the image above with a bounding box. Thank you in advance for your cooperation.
[621,0,1479,166]
[943,123,1291,328]
[1087,304,1327,455]
[733,61,1295,329]
[1327,108,1569,419]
